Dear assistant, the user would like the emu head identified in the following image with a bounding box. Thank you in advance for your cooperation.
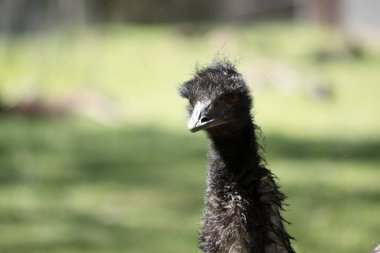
[179,61,252,134]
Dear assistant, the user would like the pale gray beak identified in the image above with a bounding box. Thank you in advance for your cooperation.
[187,101,219,132]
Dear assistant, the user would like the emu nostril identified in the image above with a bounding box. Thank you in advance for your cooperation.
[200,117,210,123]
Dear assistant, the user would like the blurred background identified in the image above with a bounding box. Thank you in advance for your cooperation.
[0,0,379,252]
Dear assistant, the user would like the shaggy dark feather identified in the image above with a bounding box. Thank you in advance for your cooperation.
[180,60,296,253]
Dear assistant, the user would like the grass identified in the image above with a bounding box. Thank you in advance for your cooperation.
[0,22,379,253]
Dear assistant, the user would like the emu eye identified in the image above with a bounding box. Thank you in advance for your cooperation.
[225,94,239,105]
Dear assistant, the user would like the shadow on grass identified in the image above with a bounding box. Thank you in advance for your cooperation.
[0,118,378,186]
[265,135,380,162]
[0,117,208,188]
[0,117,206,253]
[0,116,379,253]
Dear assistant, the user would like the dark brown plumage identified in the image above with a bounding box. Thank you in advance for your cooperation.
[179,60,296,253]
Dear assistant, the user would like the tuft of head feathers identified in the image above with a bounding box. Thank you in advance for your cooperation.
[179,59,250,104]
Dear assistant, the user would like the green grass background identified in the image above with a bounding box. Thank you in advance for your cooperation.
[0,23,379,253]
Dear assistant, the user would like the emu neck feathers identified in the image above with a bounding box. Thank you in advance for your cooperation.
[207,119,259,187]
[200,119,296,253]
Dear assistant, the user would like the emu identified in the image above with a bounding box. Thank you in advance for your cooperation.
[179,60,296,253]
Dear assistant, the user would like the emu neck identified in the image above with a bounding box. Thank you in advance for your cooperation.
[203,118,296,253]
[207,118,259,183]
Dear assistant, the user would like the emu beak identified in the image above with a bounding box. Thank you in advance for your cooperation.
[188,101,215,132]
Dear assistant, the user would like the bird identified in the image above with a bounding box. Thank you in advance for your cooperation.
[179,59,296,253]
